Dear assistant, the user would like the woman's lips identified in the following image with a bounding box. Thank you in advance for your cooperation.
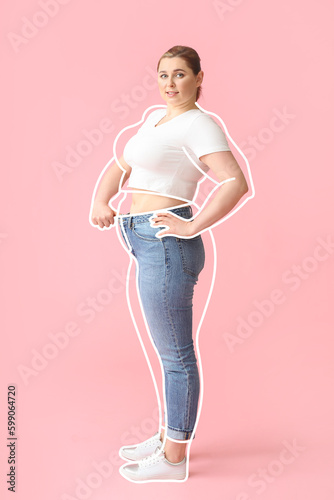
[166,91,178,97]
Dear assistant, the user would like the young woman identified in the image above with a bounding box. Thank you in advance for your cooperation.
[90,45,251,482]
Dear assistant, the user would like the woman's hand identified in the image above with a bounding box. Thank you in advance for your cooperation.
[91,201,116,229]
[150,211,196,238]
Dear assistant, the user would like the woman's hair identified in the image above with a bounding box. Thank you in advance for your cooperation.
[156,45,202,101]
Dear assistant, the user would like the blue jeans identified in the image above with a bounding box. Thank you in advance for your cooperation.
[118,205,205,440]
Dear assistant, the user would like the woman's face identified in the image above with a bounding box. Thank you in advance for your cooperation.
[157,56,203,106]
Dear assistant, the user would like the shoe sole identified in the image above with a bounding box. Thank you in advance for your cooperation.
[119,467,188,483]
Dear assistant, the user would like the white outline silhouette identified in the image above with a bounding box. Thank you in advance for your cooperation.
[89,103,255,483]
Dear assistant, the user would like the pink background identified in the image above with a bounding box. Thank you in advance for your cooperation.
[1,0,334,498]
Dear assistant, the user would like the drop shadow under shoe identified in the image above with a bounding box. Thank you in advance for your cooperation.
[119,431,162,461]
[119,448,187,483]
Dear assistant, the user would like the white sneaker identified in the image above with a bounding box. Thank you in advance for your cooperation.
[119,448,187,482]
[119,432,162,461]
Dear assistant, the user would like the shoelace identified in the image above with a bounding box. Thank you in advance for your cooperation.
[138,448,165,469]
[140,433,161,449]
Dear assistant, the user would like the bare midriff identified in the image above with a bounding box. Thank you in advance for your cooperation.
[128,187,186,214]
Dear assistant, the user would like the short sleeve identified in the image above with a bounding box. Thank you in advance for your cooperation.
[184,113,230,159]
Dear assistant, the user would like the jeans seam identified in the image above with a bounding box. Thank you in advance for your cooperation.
[176,240,198,278]
[120,223,135,256]
[162,255,192,432]
[162,239,170,276]
[167,424,193,433]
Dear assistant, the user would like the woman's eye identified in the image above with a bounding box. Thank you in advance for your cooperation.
[160,73,184,78]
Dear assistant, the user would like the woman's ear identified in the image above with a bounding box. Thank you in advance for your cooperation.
[197,70,204,86]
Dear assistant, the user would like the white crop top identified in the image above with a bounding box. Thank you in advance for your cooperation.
[122,107,231,202]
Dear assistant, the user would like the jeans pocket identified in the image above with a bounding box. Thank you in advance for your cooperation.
[132,222,161,242]
[176,236,205,277]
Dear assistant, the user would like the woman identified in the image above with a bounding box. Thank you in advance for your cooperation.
[90,45,251,482]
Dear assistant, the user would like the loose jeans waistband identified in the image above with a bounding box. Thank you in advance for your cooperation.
[118,205,193,227]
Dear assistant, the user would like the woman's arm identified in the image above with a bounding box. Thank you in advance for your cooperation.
[152,150,249,237]
[90,155,131,228]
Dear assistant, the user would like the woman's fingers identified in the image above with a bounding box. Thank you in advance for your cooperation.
[151,212,173,224]
[151,213,173,230]
[92,215,113,228]
[91,203,115,228]
[151,212,192,238]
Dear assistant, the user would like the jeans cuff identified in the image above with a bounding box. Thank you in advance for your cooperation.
[166,426,196,441]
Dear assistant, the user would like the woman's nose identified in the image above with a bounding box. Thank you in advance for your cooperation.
[166,76,175,86]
